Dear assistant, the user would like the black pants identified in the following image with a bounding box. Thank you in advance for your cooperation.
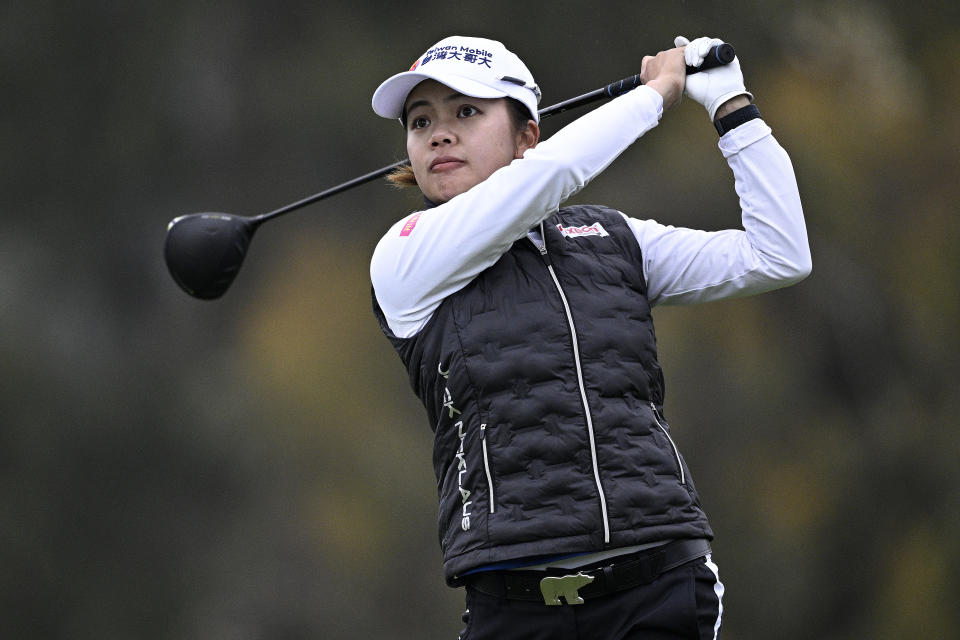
[458,555,724,640]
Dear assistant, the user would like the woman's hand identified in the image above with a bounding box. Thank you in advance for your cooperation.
[674,36,752,121]
[640,47,686,110]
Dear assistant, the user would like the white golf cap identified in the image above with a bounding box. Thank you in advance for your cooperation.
[372,36,541,124]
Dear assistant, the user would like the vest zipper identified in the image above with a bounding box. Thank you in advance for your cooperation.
[480,423,495,514]
[650,402,685,485]
[534,221,611,544]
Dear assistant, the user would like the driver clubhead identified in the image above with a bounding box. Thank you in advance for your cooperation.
[164,213,258,299]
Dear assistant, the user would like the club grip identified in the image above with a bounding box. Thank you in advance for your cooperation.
[689,42,735,74]
[603,43,736,98]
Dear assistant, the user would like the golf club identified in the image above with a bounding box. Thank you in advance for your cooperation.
[165,43,735,299]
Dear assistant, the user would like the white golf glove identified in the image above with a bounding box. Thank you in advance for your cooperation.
[674,35,752,121]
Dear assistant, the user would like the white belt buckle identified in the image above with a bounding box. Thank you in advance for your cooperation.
[539,572,595,605]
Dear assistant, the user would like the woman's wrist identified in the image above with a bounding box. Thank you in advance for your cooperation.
[713,95,752,120]
[646,74,685,110]
[713,103,762,137]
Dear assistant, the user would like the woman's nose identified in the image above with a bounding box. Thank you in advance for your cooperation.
[430,127,455,147]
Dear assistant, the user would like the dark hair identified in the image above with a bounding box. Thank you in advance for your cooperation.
[388,97,534,189]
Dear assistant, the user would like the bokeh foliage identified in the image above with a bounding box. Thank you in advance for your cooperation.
[2,1,958,638]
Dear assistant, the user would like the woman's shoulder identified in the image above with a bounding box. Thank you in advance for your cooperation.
[556,204,632,229]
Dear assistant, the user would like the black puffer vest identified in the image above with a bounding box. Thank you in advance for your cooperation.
[373,205,712,584]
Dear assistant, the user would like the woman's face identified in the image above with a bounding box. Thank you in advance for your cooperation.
[404,80,537,204]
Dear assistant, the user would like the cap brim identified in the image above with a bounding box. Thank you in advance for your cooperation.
[372,70,509,120]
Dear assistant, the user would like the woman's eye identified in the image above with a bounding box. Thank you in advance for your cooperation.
[411,116,429,130]
[458,105,479,118]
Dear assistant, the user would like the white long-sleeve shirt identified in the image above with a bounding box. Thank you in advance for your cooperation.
[371,85,811,339]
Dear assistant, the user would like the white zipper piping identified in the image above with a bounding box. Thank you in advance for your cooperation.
[480,423,495,514]
[536,222,611,543]
[650,402,685,484]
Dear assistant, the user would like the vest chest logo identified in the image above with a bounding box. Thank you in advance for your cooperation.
[557,221,609,239]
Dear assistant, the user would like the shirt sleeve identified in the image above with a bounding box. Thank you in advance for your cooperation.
[625,119,812,307]
[371,86,665,339]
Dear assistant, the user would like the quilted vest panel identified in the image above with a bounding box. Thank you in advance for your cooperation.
[373,205,712,583]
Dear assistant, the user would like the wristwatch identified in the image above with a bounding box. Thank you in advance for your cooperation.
[714,104,761,136]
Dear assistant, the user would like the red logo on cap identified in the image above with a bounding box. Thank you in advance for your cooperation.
[409,59,420,71]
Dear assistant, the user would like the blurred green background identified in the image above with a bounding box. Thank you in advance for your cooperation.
[3,1,958,638]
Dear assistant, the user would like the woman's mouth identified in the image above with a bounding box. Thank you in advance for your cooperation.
[430,156,465,172]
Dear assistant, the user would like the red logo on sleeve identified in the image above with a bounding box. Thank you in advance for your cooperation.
[400,212,423,237]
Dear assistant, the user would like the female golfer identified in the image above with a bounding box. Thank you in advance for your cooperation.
[369,35,810,639]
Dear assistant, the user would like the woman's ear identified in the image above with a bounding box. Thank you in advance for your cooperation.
[515,120,540,158]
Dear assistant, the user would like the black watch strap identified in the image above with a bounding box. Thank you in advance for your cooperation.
[714,103,761,136]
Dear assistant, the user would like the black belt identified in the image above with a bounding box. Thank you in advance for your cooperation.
[464,538,711,605]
